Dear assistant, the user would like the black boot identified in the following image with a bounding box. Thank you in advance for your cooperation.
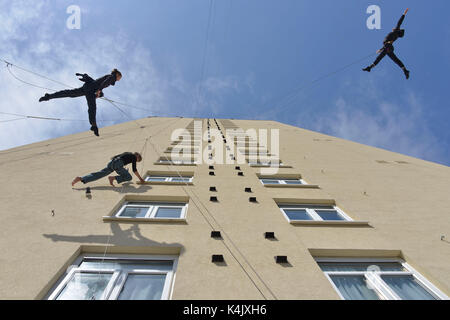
[362,66,372,72]
[39,93,50,102]
[403,68,410,79]
[90,126,99,137]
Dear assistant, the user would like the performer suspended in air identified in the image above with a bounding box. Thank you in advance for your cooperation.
[363,9,410,79]
[39,69,122,136]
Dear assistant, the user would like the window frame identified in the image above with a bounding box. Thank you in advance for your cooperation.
[145,175,193,183]
[47,254,178,300]
[115,201,188,220]
[260,178,307,186]
[156,158,197,165]
[248,159,286,167]
[278,204,352,222]
[315,257,449,300]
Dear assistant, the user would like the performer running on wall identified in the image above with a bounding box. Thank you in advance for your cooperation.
[71,152,145,187]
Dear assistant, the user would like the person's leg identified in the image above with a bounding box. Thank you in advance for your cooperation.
[111,160,132,184]
[79,162,114,184]
[387,51,409,79]
[85,93,99,136]
[363,49,387,72]
[41,88,85,101]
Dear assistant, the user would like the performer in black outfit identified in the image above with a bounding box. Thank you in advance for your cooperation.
[39,69,122,136]
[363,9,410,79]
[71,152,145,187]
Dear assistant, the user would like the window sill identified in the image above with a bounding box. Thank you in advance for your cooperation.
[138,181,194,186]
[103,216,188,223]
[289,220,370,227]
[249,164,293,168]
[264,184,320,189]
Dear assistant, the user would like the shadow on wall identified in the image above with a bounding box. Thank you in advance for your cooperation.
[43,223,181,248]
[72,183,152,194]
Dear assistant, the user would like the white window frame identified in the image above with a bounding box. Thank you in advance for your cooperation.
[145,175,193,183]
[47,254,178,300]
[278,204,352,222]
[315,257,449,300]
[157,159,196,165]
[116,201,188,220]
[248,160,284,167]
[260,178,307,185]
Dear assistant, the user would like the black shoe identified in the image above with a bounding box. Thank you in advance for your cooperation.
[39,93,50,102]
[403,69,410,79]
[362,66,371,72]
[90,126,99,136]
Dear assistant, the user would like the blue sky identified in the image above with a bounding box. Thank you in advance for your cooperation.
[0,0,449,166]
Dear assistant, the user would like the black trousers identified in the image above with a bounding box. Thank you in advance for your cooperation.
[372,43,405,69]
[47,87,97,126]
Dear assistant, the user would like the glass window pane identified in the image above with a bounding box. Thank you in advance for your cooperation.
[279,205,335,210]
[315,210,345,221]
[118,274,167,300]
[330,275,382,300]
[261,179,280,184]
[382,275,437,300]
[283,209,312,221]
[171,177,191,182]
[119,206,149,218]
[318,262,405,272]
[155,207,183,218]
[283,179,303,185]
[80,259,173,271]
[57,272,112,300]
[150,202,185,207]
[146,177,167,182]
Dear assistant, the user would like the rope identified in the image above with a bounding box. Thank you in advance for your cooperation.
[102,103,275,299]
[136,117,277,299]
[6,64,58,92]
[1,58,160,116]
[144,136,273,299]
[258,51,377,119]
[95,121,147,297]
[0,117,27,123]
[195,0,215,113]
[0,111,119,123]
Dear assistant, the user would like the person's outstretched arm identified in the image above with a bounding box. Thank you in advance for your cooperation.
[133,170,146,183]
[131,159,145,183]
[76,73,94,83]
[395,8,409,30]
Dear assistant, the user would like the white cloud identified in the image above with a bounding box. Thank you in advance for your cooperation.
[0,1,175,150]
[0,1,254,150]
[311,90,444,164]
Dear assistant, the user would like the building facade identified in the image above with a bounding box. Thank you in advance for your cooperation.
[0,117,449,300]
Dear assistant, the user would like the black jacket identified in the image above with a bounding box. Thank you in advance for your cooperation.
[77,72,116,93]
[384,14,405,44]
[111,152,138,172]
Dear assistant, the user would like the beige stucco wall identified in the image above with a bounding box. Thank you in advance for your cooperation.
[0,117,448,299]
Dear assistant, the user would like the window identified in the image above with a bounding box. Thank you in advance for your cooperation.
[278,204,351,222]
[248,160,284,167]
[47,255,177,300]
[239,149,271,156]
[116,202,187,219]
[157,158,196,165]
[316,258,448,300]
[260,178,306,185]
[145,175,193,183]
